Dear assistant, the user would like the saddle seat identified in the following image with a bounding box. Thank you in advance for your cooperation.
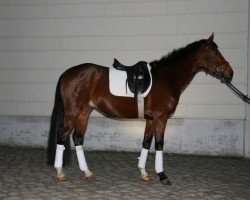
[113,58,151,101]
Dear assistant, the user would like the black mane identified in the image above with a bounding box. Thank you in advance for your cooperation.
[150,39,217,68]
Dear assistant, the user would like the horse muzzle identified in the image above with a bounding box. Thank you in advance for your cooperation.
[215,63,234,83]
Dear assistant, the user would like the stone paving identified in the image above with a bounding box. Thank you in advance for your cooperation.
[0,146,250,200]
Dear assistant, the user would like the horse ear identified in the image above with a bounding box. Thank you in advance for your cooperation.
[206,33,214,46]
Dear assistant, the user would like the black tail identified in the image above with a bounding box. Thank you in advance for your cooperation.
[47,78,71,166]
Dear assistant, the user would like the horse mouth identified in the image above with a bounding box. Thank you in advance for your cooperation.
[217,63,234,83]
[222,69,234,83]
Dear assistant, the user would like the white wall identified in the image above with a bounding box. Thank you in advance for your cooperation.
[0,0,247,118]
[0,0,249,156]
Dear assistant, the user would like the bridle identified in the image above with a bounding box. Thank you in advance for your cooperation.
[208,61,250,104]
[212,61,230,81]
[217,62,250,104]
[204,61,229,81]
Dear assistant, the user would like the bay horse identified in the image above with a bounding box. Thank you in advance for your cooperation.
[47,34,233,185]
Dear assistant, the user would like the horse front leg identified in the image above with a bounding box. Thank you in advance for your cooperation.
[154,116,171,185]
[138,119,154,182]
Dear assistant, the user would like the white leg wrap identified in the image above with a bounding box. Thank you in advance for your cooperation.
[75,145,88,172]
[155,150,164,173]
[54,144,65,169]
[140,168,148,177]
[138,148,148,169]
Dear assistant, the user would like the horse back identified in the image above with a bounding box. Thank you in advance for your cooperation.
[59,63,138,118]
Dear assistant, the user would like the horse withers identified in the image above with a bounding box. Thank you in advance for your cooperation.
[47,34,233,185]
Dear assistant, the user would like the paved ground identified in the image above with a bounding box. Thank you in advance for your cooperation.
[0,146,250,200]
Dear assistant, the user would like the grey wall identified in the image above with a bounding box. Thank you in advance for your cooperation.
[0,116,244,157]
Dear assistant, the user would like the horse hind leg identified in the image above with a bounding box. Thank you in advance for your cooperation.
[54,116,73,181]
[74,130,95,180]
[54,144,66,181]
[73,108,95,180]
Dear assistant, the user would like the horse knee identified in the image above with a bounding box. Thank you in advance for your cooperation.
[142,140,152,149]
[155,140,164,151]
[142,132,154,149]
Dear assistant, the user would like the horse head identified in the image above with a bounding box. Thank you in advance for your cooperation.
[197,33,234,83]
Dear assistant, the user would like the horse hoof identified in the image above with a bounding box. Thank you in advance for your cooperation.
[57,175,67,181]
[141,175,151,182]
[85,173,95,180]
[160,178,171,186]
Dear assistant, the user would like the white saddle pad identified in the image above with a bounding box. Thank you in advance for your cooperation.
[109,64,152,98]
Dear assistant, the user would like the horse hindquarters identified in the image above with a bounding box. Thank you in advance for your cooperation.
[47,79,71,167]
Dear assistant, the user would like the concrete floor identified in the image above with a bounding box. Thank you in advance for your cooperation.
[0,146,250,200]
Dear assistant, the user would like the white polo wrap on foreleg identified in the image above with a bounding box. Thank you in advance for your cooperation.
[54,144,65,169]
[155,150,164,173]
[138,148,148,169]
[76,145,88,172]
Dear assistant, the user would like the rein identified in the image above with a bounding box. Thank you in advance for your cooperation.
[212,61,250,104]
[225,80,250,104]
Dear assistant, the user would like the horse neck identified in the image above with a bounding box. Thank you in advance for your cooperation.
[159,54,199,94]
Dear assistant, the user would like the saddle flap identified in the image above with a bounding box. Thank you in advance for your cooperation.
[113,58,151,96]
[127,65,151,95]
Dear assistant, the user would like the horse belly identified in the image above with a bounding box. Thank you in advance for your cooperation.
[92,70,138,118]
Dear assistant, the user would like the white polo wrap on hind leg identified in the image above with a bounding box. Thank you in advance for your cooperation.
[155,150,164,173]
[138,148,148,169]
[54,144,65,176]
[54,144,65,169]
[76,145,88,172]
[138,148,149,177]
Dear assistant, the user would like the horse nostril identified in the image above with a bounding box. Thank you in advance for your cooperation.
[226,71,233,83]
[229,70,234,82]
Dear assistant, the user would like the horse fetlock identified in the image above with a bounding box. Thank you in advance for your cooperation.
[139,168,148,176]
[139,168,151,182]
[57,174,67,181]
[141,174,151,182]
[55,167,67,181]
[55,167,64,176]
[84,169,95,180]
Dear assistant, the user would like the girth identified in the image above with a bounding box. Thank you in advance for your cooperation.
[113,58,151,102]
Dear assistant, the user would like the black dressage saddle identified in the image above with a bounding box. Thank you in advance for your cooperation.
[113,58,151,101]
